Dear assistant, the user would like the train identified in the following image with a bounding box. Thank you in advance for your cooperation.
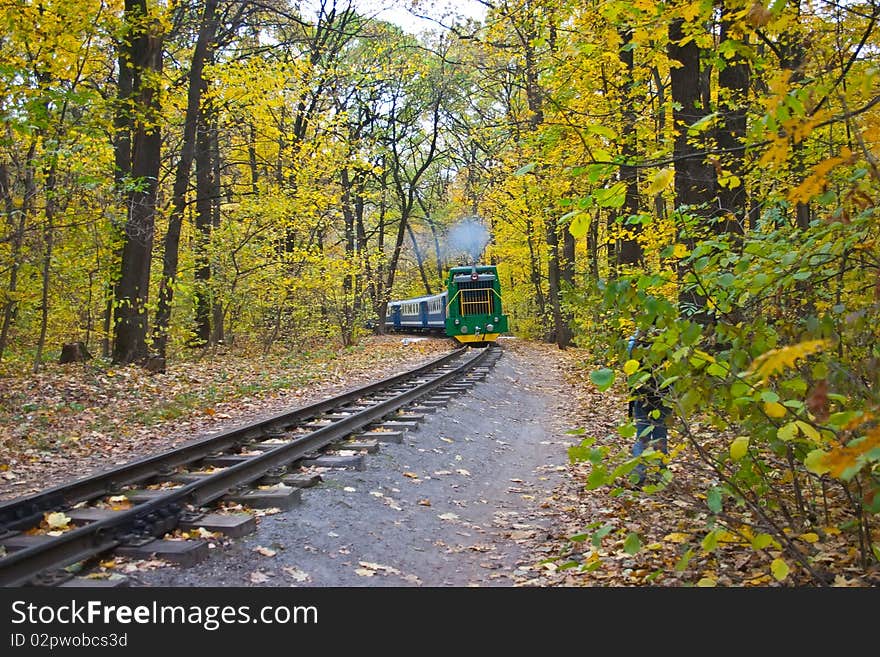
[385,264,509,345]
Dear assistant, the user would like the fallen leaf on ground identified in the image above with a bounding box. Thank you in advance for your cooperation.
[253,546,277,557]
[46,512,71,530]
[283,567,310,582]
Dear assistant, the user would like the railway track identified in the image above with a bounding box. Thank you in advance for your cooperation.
[0,344,501,587]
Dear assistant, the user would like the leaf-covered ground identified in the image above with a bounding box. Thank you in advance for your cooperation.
[510,345,880,587]
[0,336,452,501]
[1,337,876,587]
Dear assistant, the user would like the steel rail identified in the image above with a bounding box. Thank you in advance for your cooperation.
[0,346,492,587]
[0,348,465,532]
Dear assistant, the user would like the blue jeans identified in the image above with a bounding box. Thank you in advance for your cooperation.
[631,399,669,483]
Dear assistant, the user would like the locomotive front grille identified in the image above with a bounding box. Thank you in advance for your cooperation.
[460,288,494,316]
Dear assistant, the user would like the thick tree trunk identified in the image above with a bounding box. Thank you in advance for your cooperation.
[0,159,27,362]
[113,1,163,364]
[669,17,715,322]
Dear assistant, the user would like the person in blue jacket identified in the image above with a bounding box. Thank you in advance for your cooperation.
[626,329,670,486]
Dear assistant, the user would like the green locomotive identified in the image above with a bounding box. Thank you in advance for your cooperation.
[385,264,509,345]
[443,265,508,345]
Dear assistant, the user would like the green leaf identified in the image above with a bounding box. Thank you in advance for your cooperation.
[804,449,830,475]
[751,533,774,550]
[730,436,749,460]
[590,368,615,391]
[761,390,780,403]
[701,529,719,553]
[707,487,723,513]
[675,548,694,571]
[623,532,642,555]
[717,272,736,288]
[777,422,798,441]
[514,162,536,176]
[594,181,628,208]
[617,423,636,439]
[591,523,614,547]
[586,124,616,139]
[586,464,608,490]
[771,557,790,581]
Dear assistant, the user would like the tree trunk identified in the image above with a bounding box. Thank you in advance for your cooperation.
[113,0,163,364]
[669,17,715,322]
[617,27,643,267]
[716,5,749,236]
[153,0,218,358]
[194,101,216,346]
[406,223,432,295]
[0,158,28,362]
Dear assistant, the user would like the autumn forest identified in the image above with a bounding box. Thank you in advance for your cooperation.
[1,0,879,584]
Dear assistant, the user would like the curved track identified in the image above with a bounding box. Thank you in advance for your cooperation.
[0,345,498,587]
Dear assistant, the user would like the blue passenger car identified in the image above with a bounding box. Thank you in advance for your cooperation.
[385,292,447,332]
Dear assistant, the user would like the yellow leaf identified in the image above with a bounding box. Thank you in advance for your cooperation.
[788,149,852,204]
[46,512,71,530]
[764,402,787,418]
[795,421,820,443]
[672,243,690,259]
[663,532,691,543]
[746,340,829,381]
[696,577,716,587]
[804,449,831,475]
[771,557,790,581]
[623,359,640,375]
[730,436,749,460]
[646,168,674,195]
[799,532,819,544]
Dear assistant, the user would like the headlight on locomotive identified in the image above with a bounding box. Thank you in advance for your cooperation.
[486,323,494,332]
[460,325,468,333]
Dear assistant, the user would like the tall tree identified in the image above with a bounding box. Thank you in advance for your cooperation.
[153,0,220,358]
[113,0,164,364]
[668,15,715,320]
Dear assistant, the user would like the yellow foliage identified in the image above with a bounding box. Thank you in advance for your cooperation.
[789,149,853,204]
[820,424,880,479]
[745,340,830,382]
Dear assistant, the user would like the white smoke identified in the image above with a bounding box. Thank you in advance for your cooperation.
[446,217,490,264]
